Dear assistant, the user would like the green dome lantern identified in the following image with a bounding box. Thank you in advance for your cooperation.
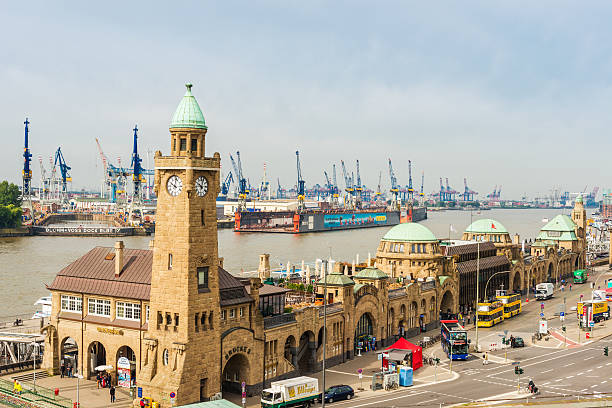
[381,223,437,242]
[170,83,207,130]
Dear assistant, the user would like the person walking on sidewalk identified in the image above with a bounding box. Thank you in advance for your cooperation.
[110,385,116,403]
[482,352,489,365]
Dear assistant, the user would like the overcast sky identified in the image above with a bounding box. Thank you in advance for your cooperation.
[2,1,611,199]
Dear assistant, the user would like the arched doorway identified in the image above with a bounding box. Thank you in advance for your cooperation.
[410,301,418,328]
[355,313,374,352]
[284,335,296,365]
[222,353,250,394]
[388,307,395,337]
[116,346,136,388]
[317,327,324,351]
[60,337,78,374]
[440,290,455,319]
[398,320,406,337]
[297,331,315,373]
[512,272,522,293]
[88,341,106,377]
[547,263,553,282]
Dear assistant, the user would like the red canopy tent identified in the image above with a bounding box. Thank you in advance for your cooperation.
[382,337,422,370]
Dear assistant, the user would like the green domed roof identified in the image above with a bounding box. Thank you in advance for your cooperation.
[575,195,583,204]
[170,83,207,129]
[382,223,437,242]
[465,218,508,234]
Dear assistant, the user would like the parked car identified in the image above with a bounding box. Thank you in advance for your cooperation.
[511,337,524,348]
[323,385,354,403]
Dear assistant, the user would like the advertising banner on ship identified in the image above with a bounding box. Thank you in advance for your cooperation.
[117,357,131,388]
[323,213,388,228]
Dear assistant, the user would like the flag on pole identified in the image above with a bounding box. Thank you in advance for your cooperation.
[491,223,496,229]
[450,225,456,233]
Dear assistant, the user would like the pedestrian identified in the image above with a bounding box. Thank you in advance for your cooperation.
[67,363,72,377]
[60,362,65,378]
[570,284,572,291]
[140,398,146,408]
[96,372,101,389]
[110,385,116,403]
[482,352,489,365]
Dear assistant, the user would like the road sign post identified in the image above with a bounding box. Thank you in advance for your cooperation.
[241,382,246,408]
[358,369,363,390]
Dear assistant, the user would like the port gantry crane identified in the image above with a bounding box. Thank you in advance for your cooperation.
[462,178,478,201]
[407,160,414,202]
[388,159,400,210]
[230,152,248,211]
[419,171,425,204]
[324,170,333,201]
[340,160,355,209]
[276,178,286,199]
[38,156,49,202]
[295,151,306,212]
[220,171,234,198]
[355,160,363,209]
[53,147,72,206]
[445,178,458,202]
[22,118,33,214]
[130,125,144,204]
[332,164,340,205]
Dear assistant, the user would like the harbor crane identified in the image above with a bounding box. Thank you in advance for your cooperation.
[407,160,414,201]
[130,125,143,203]
[230,152,248,211]
[38,156,49,202]
[341,160,355,209]
[22,118,33,212]
[220,171,234,198]
[296,151,306,212]
[419,171,425,204]
[388,159,400,210]
[439,177,446,201]
[355,160,363,208]
[462,178,477,201]
[259,163,270,200]
[53,147,71,205]
[445,178,458,202]
[324,170,333,199]
[276,178,286,199]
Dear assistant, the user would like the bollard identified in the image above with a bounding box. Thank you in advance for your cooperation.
[54,388,59,396]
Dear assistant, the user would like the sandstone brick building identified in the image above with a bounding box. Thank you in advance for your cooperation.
[41,85,586,407]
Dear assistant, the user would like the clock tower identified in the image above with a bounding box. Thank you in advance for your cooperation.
[139,84,222,405]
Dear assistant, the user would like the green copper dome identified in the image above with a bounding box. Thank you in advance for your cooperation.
[465,218,508,234]
[170,83,207,129]
[382,223,437,242]
[575,195,583,204]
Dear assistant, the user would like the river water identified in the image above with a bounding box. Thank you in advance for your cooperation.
[0,208,591,317]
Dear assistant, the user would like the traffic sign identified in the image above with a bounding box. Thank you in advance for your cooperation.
[541,303,545,309]
[170,392,176,398]
[589,321,595,327]
[512,361,520,365]
[560,312,565,317]
[540,312,544,317]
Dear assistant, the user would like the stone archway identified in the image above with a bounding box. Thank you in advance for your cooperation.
[317,327,324,351]
[388,307,395,337]
[284,335,296,364]
[355,312,374,352]
[88,341,106,378]
[60,337,78,374]
[297,331,316,373]
[439,290,455,318]
[222,353,250,394]
[547,262,554,282]
[512,272,522,293]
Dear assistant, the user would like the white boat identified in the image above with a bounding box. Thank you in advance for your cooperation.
[32,296,52,319]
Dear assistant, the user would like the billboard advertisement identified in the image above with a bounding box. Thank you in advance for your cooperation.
[117,356,131,388]
[323,213,388,228]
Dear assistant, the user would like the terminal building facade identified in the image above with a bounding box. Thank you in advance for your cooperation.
[41,85,586,406]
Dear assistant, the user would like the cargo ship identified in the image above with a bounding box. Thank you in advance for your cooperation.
[234,206,427,233]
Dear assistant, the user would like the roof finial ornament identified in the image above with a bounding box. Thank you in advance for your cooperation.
[185,83,193,93]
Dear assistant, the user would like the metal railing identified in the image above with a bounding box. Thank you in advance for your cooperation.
[263,313,296,329]
[0,378,72,408]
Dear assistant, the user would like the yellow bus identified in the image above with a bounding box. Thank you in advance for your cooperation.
[477,300,504,327]
[496,293,521,319]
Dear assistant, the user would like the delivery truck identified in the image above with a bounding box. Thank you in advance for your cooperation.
[261,376,320,408]
[535,283,554,300]
[577,301,610,323]
[573,269,588,284]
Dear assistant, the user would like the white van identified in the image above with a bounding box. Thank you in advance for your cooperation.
[535,283,554,300]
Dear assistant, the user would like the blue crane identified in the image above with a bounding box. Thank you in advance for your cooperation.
[340,160,354,208]
[22,118,32,201]
[332,164,339,199]
[296,151,306,211]
[131,125,143,201]
[220,171,234,197]
[355,160,363,207]
[276,178,285,199]
[388,159,399,209]
[324,170,332,197]
[419,171,425,198]
[53,147,72,203]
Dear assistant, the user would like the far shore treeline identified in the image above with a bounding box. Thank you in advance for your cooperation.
[0,181,22,228]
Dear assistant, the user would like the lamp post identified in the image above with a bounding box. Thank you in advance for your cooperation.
[321,259,328,408]
[475,240,480,352]
[29,342,40,393]
[75,373,84,407]
[477,269,511,351]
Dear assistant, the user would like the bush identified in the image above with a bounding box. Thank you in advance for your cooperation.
[0,204,22,228]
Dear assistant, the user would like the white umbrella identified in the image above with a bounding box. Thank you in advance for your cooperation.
[95,365,113,371]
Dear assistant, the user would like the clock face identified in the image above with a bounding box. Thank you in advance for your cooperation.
[167,175,183,197]
[195,176,208,197]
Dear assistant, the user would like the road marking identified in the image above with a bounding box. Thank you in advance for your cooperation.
[540,369,553,373]
[565,375,574,379]
[347,390,428,408]
[561,362,574,367]
[591,384,598,388]
[597,365,603,369]
[584,356,595,360]
[601,380,608,384]
[606,363,612,366]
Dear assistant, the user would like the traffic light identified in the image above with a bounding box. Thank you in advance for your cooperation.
[605,347,609,356]
[562,326,566,332]
[514,366,519,375]
[519,368,524,375]
[434,357,440,364]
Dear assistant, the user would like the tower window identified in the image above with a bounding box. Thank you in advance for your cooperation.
[168,253,173,270]
[191,138,198,152]
[200,312,206,329]
[173,138,176,151]
[180,138,187,151]
[197,267,209,292]
[201,210,205,226]
[208,311,213,329]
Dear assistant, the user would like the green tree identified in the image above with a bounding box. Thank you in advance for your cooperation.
[0,204,21,228]
[0,181,22,207]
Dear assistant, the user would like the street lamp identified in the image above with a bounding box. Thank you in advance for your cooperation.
[321,258,329,408]
[75,373,84,408]
[29,342,40,393]
[476,270,510,351]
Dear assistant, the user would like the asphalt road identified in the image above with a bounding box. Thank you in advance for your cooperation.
[315,267,612,407]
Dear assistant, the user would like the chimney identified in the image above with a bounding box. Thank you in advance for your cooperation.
[513,234,520,245]
[114,241,124,277]
[219,257,224,269]
[258,254,270,280]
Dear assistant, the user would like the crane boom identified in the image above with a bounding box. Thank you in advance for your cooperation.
[296,151,306,211]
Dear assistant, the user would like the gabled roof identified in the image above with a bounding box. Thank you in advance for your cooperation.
[537,215,577,241]
[170,83,207,129]
[465,219,508,234]
[354,267,388,280]
[219,268,253,306]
